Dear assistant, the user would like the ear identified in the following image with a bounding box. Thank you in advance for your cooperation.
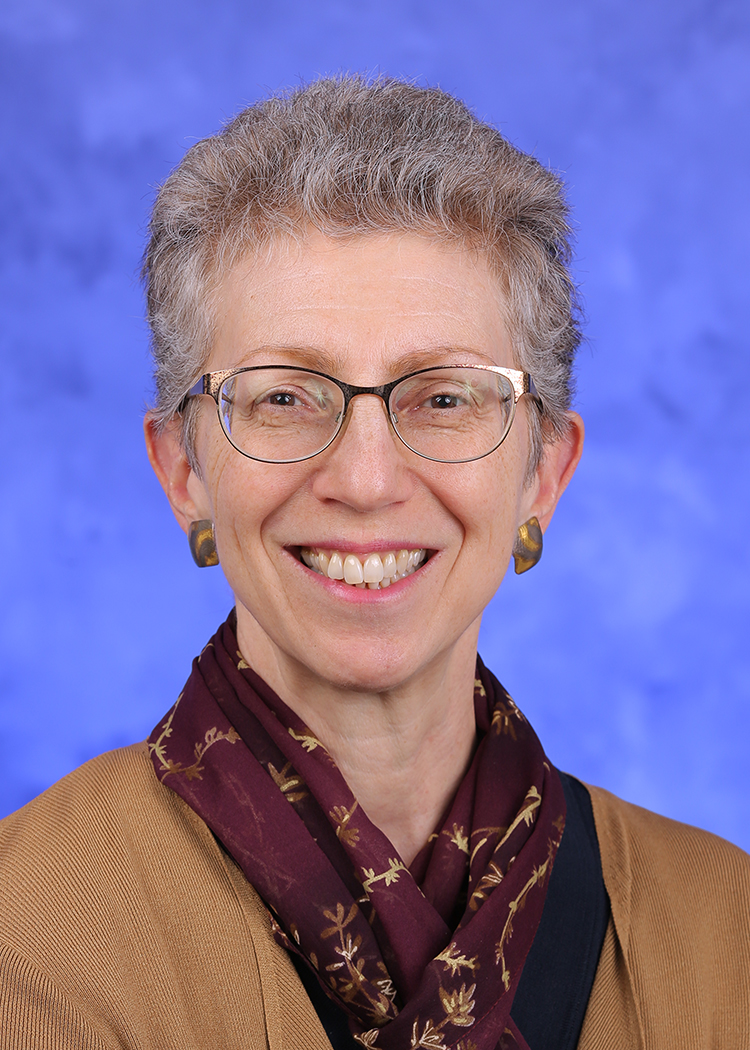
[522,411,584,531]
[144,413,210,535]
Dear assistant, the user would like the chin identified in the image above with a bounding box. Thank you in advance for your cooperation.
[294,637,428,694]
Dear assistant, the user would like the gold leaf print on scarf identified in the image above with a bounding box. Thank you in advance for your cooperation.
[468,861,506,911]
[148,694,182,767]
[330,801,361,846]
[410,1017,449,1049]
[149,697,241,782]
[445,823,469,854]
[288,726,327,752]
[468,787,542,911]
[354,1030,380,1048]
[435,943,479,976]
[361,858,409,894]
[496,786,541,848]
[321,902,359,940]
[375,971,397,1004]
[404,978,477,1048]
[268,761,308,803]
[467,824,507,866]
[490,694,526,739]
[321,903,396,1021]
[438,983,476,1027]
[494,853,552,990]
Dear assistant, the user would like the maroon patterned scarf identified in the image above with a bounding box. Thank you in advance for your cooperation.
[148,614,565,1050]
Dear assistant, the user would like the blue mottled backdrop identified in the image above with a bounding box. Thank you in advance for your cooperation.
[1,0,749,848]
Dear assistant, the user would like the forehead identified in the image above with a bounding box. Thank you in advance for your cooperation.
[209,229,513,378]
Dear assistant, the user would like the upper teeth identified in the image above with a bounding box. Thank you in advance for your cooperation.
[300,547,428,588]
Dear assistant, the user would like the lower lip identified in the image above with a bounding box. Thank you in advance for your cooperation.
[285,549,433,602]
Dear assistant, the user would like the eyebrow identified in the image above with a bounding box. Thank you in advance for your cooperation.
[239,344,498,378]
[245,345,349,374]
[390,346,499,375]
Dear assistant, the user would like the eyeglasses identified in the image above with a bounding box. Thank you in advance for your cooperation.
[180,363,540,465]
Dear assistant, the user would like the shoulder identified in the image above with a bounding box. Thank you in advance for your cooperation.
[0,742,230,966]
[581,781,750,1046]
[0,741,217,900]
[0,743,300,1048]
[585,781,750,935]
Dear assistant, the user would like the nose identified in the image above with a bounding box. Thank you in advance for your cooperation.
[309,394,417,512]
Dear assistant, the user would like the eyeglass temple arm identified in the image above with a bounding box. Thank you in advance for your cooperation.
[503,369,540,404]
[178,371,236,411]
[523,374,541,403]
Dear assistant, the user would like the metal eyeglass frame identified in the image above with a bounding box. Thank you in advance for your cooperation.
[179,363,541,464]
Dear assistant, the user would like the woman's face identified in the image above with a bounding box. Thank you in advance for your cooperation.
[166,230,580,693]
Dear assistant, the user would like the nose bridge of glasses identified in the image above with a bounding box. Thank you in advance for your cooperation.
[338,385,396,439]
[323,392,410,474]
[340,379,393,408]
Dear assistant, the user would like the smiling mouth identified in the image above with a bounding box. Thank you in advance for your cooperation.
[298,547,429,589]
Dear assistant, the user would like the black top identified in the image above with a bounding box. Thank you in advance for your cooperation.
[290,772,610,1050]
[510,773,610,1048]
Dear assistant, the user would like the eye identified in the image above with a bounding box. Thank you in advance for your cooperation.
[430,393,463,409]
[265,390,302,407]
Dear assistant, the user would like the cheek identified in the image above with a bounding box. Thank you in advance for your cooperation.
[207,476,287,606]
[433,454,526,555]
[206,453,312,558]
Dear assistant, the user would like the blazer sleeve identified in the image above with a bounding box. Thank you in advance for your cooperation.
[1,944,115,1050]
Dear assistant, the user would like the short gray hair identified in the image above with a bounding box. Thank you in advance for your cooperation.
[143,75,581,475]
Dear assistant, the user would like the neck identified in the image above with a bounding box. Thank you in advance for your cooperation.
[235,615,480,866]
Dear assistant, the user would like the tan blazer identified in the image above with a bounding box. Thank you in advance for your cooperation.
[0,742,748,1049]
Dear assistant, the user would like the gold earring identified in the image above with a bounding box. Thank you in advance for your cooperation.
[513,516,543,574]
[188,520,219,567]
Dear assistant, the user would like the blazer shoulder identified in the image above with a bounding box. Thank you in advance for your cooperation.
[580,780,750,1046]
[1,741,189,861]
[585,781,750,897]
[0,742,223,949]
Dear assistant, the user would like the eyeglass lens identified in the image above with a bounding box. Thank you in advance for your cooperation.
[218,367,516,464]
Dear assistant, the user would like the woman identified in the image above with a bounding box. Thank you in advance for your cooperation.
[1,77,748,1050]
